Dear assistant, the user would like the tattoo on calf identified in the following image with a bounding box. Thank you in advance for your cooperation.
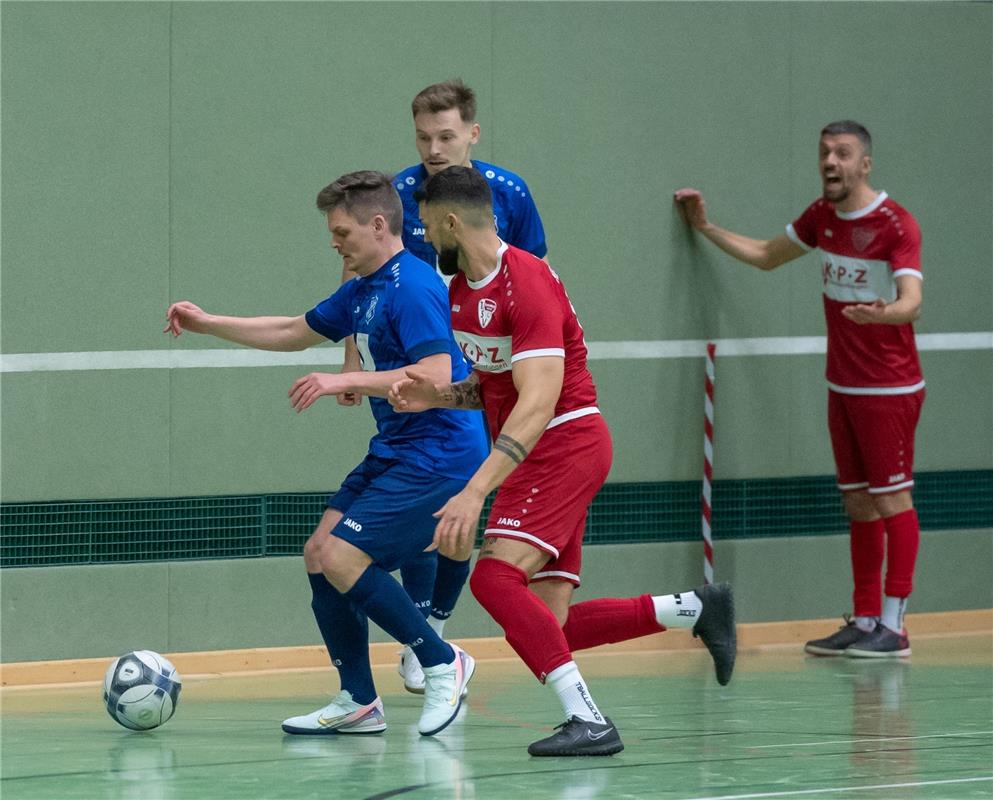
[494,433,529,464]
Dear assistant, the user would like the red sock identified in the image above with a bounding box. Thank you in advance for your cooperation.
[469,558,572,682]
[850,519,885,617]
[563,595,665,651]
[883,508,920,598]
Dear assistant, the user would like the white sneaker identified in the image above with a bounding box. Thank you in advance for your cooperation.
[418,644,475,736]
[281,690,386,735]
[398,645,426,694]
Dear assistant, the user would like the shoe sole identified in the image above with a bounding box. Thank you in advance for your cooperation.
[403,683,426,695]
[528,741,625,757]
[845,647,911,659]
[419,653,475,737]
[804,645,849,656]
[281,722,387,735]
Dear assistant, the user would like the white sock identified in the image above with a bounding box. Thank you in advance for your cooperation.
[652,590,703,628]
[545,661,604,724]
[853,615,879,633]
[428,616,446,638]
[880,596,907,632]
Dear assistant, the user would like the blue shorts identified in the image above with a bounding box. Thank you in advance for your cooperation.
[327,455,467,572]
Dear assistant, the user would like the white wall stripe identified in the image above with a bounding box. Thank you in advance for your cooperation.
[1,333,990,373]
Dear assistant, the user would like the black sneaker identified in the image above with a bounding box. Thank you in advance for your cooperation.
[692,582,736,686]
[527,716,624,757]
[804,616,874,656]
[845,625,911,659]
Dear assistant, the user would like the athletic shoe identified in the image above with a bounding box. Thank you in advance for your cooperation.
[527,716,624,757]
[281,690,386,735]
[845,625,911,658]
[804,616,874,656]
[418,644,475,736]
[398,645,426,694]
[692,582,737,685]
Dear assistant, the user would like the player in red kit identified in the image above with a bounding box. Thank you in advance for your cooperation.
[390,165,736,757]
[675,120,924,658]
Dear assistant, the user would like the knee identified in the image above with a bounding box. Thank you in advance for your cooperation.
[874,490,914,519]
[470,557,525,607]
[317,537,349,583]
[843,491,879,522]
[302,535,324,571]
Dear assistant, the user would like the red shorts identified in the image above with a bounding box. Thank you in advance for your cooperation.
[828,389,924,495]
[484,413,612,586]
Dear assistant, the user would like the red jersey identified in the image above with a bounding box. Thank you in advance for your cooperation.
[448,242,599,436]
[787,192,924,394]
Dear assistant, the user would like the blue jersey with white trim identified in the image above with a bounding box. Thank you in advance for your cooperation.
[394,159,547,267]
[305,250,488,480]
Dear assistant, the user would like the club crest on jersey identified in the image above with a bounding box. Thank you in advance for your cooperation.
[363,295,379,325]
[851,227,878,252]
[478,298,497,328]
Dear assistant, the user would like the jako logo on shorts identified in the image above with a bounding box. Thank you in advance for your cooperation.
[343,518,363,532]
[496,517,521,528]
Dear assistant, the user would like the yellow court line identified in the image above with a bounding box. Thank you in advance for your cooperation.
[2,608,989,689]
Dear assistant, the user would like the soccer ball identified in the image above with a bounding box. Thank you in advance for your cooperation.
[103,650,182,731]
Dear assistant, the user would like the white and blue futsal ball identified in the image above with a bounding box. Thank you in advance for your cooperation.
[103,650,182,731]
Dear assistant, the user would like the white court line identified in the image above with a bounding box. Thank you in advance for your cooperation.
[683,775,993,800]
[750,729,993,748]
[2,332,991,373]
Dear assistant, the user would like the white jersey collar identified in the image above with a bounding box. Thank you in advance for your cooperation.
[835,191,888,221]
[466,240,508,290]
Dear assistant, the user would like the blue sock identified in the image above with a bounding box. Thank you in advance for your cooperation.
[345,565,454,668]
[308,573,377,705]
[431,555,470,623]
[400,551,437,619]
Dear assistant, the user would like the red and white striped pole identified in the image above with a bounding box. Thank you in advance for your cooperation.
[702,342,716,584]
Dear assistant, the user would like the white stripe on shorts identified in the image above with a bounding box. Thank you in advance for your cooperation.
[868,479,915,494]
[532,569,580,584]
[483,528,559,559]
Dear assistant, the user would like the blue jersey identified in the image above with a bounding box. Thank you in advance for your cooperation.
[305,250,488,481]
[394,159,547,267]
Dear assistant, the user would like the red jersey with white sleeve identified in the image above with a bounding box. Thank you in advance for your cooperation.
[448,242,599,437]
[786,192,924,395]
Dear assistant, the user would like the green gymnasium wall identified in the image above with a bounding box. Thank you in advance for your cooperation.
[2,2,991,661]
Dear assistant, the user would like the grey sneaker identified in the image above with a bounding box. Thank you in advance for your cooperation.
[805,616,875,656]
[846,625,911,659]
[527,716,624,757]
[692,582,737,685]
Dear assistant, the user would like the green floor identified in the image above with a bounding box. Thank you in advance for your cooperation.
[2,634,991,800]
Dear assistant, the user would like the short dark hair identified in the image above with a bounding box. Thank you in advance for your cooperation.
[411,79,477,123]
[316,170,402,235]
[414,166,493,220]
[821,120,872,155]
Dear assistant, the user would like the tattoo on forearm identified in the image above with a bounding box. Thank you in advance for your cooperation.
[444,379,483,409]
[494,433,529,465]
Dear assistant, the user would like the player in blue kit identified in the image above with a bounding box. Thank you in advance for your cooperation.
[165,171,487,736]
[395,78,547,269]
[339,79,550,693]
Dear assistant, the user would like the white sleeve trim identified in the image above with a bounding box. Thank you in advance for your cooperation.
[785,223,813,251]
[547,406,601,429]
[892,268,923,281]
[510,348,566,363]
